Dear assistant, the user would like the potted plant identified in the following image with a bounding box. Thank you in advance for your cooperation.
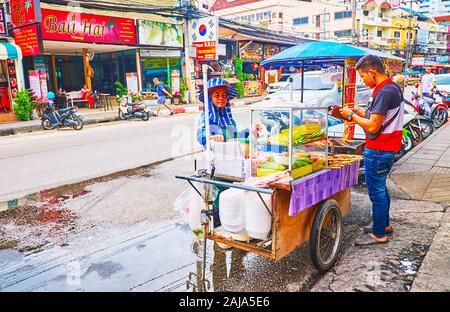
[13,90,32,121]
[233,57,244,99]
[179,78,188,104]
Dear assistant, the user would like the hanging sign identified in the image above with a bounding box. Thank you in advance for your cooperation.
[13,23,42,56]
[9,0,41,28]
[189,16,218,61]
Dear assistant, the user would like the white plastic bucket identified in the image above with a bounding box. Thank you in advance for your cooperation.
[219,188,246,233]
[245,193,272,240]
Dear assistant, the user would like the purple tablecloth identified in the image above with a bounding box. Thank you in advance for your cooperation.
[289,161,360,217]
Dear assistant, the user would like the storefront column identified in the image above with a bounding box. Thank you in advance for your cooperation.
[51,54,58,91]
[136,49,142,93]
[82,48,92,90]
[14,59,24,92]
[183,18,196,104]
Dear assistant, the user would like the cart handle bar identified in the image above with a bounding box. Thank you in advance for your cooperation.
[175,175,274,195]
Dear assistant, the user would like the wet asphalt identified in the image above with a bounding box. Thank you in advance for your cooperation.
[0,154,373,292]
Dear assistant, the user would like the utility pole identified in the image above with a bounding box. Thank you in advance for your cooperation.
[352,0,358,45]
[407,0,413,69]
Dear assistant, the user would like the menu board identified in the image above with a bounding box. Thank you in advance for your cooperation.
[13,23,42,57]
[126,73,138,95]
[343,58,356,141]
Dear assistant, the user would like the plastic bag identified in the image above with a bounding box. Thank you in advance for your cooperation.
[174,186,205,239]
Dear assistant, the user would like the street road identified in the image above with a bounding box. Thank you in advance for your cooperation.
[0,110,248,202]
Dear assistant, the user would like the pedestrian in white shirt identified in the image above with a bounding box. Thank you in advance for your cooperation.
[421,67,436,98]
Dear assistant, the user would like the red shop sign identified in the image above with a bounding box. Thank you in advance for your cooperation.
[9,0,41,28]
[194,41,217,61]
[40,9,137,45]
[13,23,42,57]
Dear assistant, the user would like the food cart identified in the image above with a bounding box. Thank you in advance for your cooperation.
[175,42,405,280]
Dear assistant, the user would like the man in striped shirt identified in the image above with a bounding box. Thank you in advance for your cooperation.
[340,55,404,246]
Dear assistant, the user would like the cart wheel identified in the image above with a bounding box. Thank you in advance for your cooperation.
[310,199,343,272]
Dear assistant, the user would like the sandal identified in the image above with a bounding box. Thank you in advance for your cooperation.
[355,233,388,247]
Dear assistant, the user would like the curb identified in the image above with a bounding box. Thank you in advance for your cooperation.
[0,98,262,137]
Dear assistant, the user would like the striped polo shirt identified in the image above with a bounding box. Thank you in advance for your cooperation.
[365,78,404,152]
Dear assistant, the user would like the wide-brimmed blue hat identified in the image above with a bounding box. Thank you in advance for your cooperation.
[198,77,237,103]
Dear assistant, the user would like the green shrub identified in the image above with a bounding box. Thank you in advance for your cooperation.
[234,82,244,99]
[233,57,244,81]
[114,81,128,97]
[13,90,32,121]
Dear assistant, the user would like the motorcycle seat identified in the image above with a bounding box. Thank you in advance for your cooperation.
[132,104,146,110]
[422,97,434,105]
[58,108,73,114]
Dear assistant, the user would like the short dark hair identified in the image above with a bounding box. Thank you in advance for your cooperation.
[356,55,385,74]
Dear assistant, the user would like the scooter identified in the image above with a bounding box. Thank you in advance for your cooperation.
[118,96,152,121]
[411,90,448,129]
[41,92,84,130]
[404,100,434,140]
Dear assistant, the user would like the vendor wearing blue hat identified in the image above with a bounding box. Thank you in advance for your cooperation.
[196,77,249,147]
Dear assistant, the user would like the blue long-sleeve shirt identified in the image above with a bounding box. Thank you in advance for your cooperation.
[196,113,249,147]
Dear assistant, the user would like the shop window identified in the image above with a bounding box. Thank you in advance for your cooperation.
[293,17,309,25]
[335,11,352,19]
[394,31,401,38]
[141,57,182,92]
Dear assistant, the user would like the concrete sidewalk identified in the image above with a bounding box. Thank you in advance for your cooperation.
[0,95,265,137]
[390,122,450,292]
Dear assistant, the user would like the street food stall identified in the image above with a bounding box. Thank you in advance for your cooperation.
[175,42,405,279]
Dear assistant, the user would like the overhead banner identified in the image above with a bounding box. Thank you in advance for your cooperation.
[40,9,136,45]
[9,0,41,28]
[13,23,42,56]
[189,16,219,61]
[138,20,183,48]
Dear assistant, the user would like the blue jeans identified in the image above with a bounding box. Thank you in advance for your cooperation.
[363,148,396,238]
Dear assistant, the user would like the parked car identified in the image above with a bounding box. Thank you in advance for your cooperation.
[435,73,450,93]
[262,71,371,107]
[267,74,292,94]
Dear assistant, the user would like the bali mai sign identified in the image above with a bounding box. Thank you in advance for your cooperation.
[40,9,136,45]
[9,0,42,28]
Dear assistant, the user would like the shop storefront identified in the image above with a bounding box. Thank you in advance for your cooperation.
[239,41,290,96]
[0,42,24,113]
[137,19,183,94]
[16,8,138,98]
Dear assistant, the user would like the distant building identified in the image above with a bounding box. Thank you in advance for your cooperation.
[417,0,450,17]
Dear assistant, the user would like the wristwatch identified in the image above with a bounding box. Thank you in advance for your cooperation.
[347,111,354,121]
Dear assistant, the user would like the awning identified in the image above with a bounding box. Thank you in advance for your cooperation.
[0,42,22,60]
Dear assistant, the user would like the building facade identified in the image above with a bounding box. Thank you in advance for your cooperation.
[418,0,450,17]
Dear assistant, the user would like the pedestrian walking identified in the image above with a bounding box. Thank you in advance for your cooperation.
[153,77,174,116]
[339,55,404,246]
[420,66,436,99]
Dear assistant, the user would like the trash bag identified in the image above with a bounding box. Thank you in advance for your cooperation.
[174,186,205,239]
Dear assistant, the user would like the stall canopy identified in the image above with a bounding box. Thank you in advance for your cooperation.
[0,42,22,60]
[260,41,405,69]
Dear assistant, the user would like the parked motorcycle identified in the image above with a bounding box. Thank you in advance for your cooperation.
[404,100,434,140]
[41,92,84,130]
[118,97,152,121]
[411,91,448,129]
